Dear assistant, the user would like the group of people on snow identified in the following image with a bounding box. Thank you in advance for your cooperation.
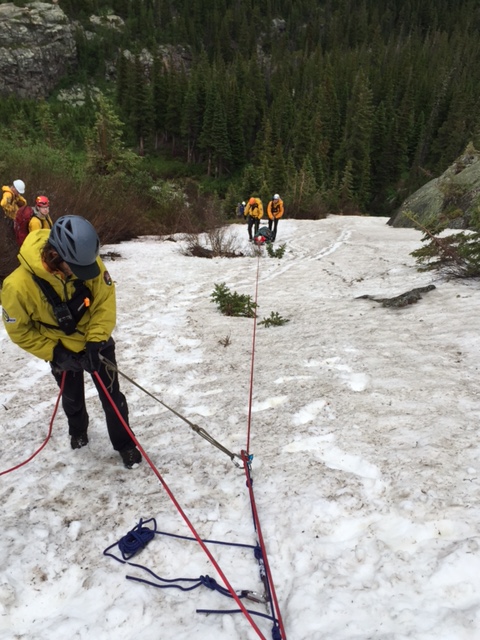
[1,180,141,469]
[238,194,285,243]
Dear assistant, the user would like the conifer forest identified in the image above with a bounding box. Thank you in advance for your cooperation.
[2,0,480,218]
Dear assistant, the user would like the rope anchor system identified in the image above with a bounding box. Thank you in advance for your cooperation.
[99,248,288,639]
[99,250,287,638]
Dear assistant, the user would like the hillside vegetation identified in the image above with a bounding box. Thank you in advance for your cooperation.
[2,0,480,271]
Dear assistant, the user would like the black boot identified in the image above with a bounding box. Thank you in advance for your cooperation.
[70,432,89,449]
[119,445,142,469]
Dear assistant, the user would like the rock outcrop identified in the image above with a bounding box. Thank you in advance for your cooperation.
[388,145,480,229]
[0,2,76,99]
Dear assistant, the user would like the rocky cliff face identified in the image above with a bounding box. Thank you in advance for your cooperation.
[388,146,480,229]
[0,2,76,99]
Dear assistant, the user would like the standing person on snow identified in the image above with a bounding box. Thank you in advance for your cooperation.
[237,201,246,218]
[267,194,284,242]
[1,179,27,222]
[244,196,264,241]
[1,216,142,469]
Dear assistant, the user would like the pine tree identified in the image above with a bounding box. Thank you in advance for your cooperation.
[129,55,154,156]
[36,102,61,149]
[151,57,168,148]
[164,70,186,154]
[210,87,232,176]
[181,56,209,163]
[338,69,374,208]
[85,93,140,177]
[225,76,246,169]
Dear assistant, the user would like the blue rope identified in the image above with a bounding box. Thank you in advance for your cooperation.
[126,572,235,598]
[103,517,257,565]
[103,518,281,635]
[151,528,257,551]
[117,518,156,559]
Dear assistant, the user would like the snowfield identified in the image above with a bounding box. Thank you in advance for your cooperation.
[2,215,480,640]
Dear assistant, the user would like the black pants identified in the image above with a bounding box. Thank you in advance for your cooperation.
[51,339,135,452]
[247,215,260,240]
[268,218,279,241]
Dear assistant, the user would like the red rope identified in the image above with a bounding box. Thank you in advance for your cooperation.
[93,371,268,640]
[0,372,65,477]
[242,451,287,639]
[246,254,261,454]
[243,253,288,639]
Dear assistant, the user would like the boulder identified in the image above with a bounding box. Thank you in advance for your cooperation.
[388,145,480,229]
[0,2,76,99]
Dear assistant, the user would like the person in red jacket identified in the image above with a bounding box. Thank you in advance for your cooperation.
[267,194,284,242]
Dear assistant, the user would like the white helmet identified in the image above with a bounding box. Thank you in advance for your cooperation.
[242,201,246,205]
[273,193,280,200]
[13,179,26,194]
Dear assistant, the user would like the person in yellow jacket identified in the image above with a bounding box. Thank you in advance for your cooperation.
[14,195,54,247]
[244,196,264,241]
[1,216,142,469]
[267,193,284,242]
[1,179,27,221]
[29,195,53,232]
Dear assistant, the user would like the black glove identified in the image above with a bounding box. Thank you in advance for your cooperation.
[83,341,107,373]
[51,344,84,373]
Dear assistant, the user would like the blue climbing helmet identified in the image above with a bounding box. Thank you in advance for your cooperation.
[49,215,100,280]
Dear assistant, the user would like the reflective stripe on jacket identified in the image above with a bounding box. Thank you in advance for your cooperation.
[1,229,116,361]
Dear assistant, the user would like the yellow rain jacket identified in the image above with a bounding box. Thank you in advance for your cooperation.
[1,185,27,220]
[1,229,116,362]
[244,197,264,220]
[29,208,53,233]
[267,198,284,220]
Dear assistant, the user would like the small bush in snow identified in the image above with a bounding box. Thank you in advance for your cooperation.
[258,311,290,327]
[210,283,257,317]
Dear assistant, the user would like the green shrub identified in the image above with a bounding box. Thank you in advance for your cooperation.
[266,242,287,258]
[210,282,257,317]
[258,311,290,327]
[407,209,480,277]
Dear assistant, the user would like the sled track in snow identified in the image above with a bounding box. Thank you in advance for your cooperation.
[258,226,352,284]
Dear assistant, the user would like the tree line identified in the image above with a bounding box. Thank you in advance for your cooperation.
[2,0,480,217]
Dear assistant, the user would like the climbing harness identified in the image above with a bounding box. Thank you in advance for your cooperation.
[98,354,242,465]
[32,272,93,335]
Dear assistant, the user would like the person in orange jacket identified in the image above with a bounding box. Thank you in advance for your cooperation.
[267,194,284,242]
[244,196,264,241]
